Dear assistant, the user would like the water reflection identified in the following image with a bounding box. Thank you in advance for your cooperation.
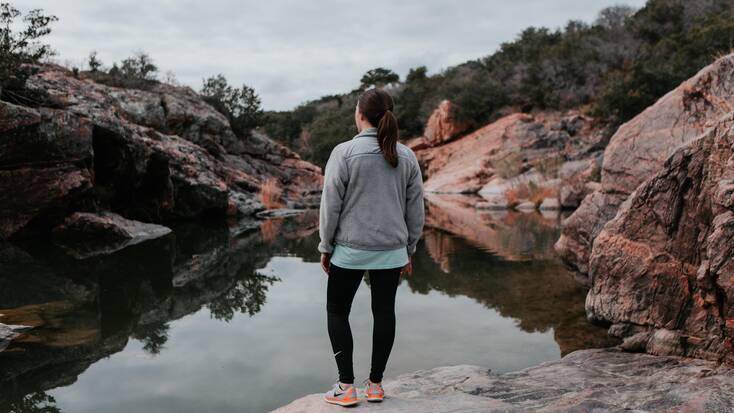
[0,199,614,412]
[0,212,319,411]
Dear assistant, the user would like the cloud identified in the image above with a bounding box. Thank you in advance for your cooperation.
[19,0,647,110]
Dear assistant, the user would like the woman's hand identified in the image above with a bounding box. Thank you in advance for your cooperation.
[321,253,330,274]
[401,256,413,277]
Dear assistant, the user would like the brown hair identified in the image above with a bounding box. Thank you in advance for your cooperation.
[358,88,399,167]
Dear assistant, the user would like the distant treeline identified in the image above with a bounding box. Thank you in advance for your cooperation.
[264,0,734,167]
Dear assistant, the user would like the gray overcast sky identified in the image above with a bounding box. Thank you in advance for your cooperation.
[20,0,647,111]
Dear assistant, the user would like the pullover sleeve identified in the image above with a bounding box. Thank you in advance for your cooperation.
[405,154,425,255]
[318,146,348,254]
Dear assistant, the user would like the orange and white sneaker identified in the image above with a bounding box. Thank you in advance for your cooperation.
[324,382,359,407]
[364,380,384,402]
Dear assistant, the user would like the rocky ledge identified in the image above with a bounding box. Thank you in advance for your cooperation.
[0,64,322,241]
[274,348,734,413]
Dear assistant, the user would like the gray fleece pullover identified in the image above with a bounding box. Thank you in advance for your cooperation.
[318,127,425,255]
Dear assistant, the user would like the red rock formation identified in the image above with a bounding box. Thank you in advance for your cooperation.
[422,100,471,146]
[586,114,734,363]
[417,111,602,195]
[556,54,734,279]
[0,65,322,239]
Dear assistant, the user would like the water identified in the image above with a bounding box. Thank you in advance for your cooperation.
[0,195,615,413]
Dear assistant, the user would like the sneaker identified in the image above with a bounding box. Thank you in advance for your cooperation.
[324,382,359,407]
[364,380,384,402]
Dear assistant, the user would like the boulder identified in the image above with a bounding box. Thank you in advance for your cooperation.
[273,348,734,413]
[422,100,471,146]
[515,201,536,211]
[556,54,734,279]
[539,197,560,210]
[586,114,734,363]
[52,212,172,259]
[558,157,601,209]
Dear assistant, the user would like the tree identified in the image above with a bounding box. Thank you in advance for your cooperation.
[360,67,399,89]
[0,3,57,103]
[200,74,263,137]
[88,50,102,72]
[595,5,635,30]
[119,51,157,81]
[406,66,428,83]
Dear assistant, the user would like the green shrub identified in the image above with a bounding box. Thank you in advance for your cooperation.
[200,74,263,138]
[0,3,57,105]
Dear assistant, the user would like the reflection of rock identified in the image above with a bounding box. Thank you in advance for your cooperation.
[409,233,616,356]
[0,213,319,404]
[422,229,456,273]
[52,212,172,259]
[557,54,734,280]
[586,116,734,364]
[424,194,560,262]
[274,348,734,413]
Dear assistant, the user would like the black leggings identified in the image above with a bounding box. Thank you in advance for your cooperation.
[326,263,401,384]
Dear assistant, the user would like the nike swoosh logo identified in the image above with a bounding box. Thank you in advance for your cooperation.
[334,350,342,357]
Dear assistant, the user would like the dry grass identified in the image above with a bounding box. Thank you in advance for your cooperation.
[491,151,523,179]
[505,180,558,207]
[260,178,283,210]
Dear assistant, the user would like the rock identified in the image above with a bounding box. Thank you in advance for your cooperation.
[539,197,560,210]
[0,102,94,238]
[558,156,601,208]
[586,114,734,363]
[557,53,734,280]
[52,212,172,259]
[402,136,428,151]
[0,323,32,352]
[255,208,307,218]
[273,348,734,413]
[417,110,601,194]
[422,100,471,146]
[0,65,322,239]
[515,201,536,211]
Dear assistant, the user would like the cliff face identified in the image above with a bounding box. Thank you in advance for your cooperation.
[0,65,322,239]
[586,114,734,363]
[556,54,734,279]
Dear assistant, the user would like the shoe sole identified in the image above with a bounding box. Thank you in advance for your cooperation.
[324,396,359,407]
[367,397,383,403]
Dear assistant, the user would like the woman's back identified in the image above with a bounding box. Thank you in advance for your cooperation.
[318,127,424,254]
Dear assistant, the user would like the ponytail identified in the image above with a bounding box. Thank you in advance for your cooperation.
[357,88,400,168]
[377,109,399,167]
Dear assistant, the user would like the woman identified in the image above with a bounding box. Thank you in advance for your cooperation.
[318,88,425,406]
